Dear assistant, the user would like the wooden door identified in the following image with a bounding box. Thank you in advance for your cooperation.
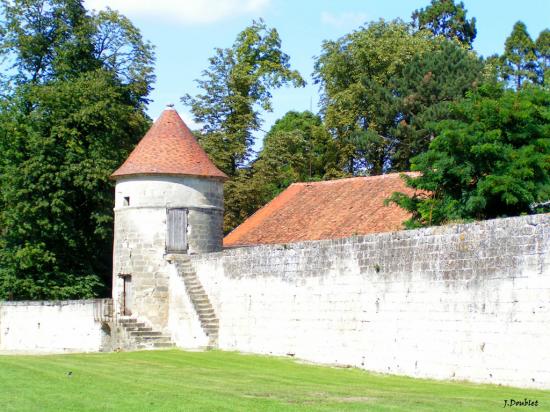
[167,208,188,253]
[122,275,133,316]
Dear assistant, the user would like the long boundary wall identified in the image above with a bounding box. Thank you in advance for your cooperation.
[189,214,550,389]
[0,299,111,353]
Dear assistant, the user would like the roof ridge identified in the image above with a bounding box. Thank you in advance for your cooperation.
[291,172,417,187]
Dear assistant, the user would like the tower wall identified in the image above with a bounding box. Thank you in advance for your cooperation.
[112,175,224,329]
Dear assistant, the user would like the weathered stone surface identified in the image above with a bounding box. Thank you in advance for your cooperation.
[189,214,550,389]
[112,175,224,331]
[5,212,548,389]
[0,299,111,353]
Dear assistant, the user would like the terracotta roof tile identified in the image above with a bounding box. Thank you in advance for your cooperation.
[224,173,420,247]
[112,108,227,180]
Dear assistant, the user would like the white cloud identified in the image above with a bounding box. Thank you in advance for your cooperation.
[85,0,271,24]
[320,11,368,28]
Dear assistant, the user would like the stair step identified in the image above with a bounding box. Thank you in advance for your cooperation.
[187,285,204,291]
[154,342,176,348]
[126,327,152,332]
[135,337,172,344]
[197,311,216,317]
[198,317,217,323]
[194,301,213,307]
[131,331,162,337]
[125,322,146,328]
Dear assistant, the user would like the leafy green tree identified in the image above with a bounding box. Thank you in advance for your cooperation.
[314,19,433,175]
[182,20,305,176]
[391,40,484,169]
[411,0,477,47]
[0,1,153,100]
[222,111,341,233]
[388,85,550,228]
[502,21,539,89]
[0,0,153,299]
[259,111,339,182]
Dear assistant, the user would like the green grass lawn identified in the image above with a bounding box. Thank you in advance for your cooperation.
[0,350,548,411]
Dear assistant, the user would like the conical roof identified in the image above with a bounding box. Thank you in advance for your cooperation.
[111,107,227,180]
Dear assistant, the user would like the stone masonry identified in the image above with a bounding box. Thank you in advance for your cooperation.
[2,214,549,390]
[186,214,550,389]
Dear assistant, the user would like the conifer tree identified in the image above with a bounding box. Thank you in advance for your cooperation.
[502,21,539,89]
[536,29,550,85]
[391,40,484,169]
[411,0,476,47]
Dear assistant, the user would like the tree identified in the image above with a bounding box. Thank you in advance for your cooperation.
[536,29,550,85]
[259,111,339,181]
[502,21,539,89]
[387,85,550,228]
[391,40,484,169]
[222,111,341,233]
[182,20,304,176]
[411,0,476,47]
[0,0,154,300]
[0,1,154,101]
[313,19,433,175]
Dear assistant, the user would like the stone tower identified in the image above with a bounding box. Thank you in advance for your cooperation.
[110,106,227,328]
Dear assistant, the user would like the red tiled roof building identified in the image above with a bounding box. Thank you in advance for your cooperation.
[224,173,419,247]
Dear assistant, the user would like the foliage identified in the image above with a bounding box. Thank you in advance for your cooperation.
[388,85,550,228]
[536,29,550,85]
[2,350,550,411]
[411,0,477,47]
[182,19,304,176]
[0,0,154,101]
[391,40,484,169]
[0,0,153,299]
[258,111,339,185]
[501,21,539,89]
[313,19,434,175]
[222,111,341,233]
[314,20,484,174]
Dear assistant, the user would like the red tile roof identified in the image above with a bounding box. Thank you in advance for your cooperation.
[112,108,227,180]
[224,173,420,247]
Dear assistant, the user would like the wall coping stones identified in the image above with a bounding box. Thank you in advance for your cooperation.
[0,298,111,307]
[191,214,549,263]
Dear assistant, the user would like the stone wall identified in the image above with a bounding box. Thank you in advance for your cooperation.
[113,207,171,329]
[0,299,111,353]
[186,214,550,389]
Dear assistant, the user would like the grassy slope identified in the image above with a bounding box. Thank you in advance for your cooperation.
[0,350,548,411]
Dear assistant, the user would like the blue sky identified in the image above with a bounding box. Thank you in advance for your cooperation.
[85,0,550,150]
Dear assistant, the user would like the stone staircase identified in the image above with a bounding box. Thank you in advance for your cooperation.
[173,257,219,349]
[117,318,175,350]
